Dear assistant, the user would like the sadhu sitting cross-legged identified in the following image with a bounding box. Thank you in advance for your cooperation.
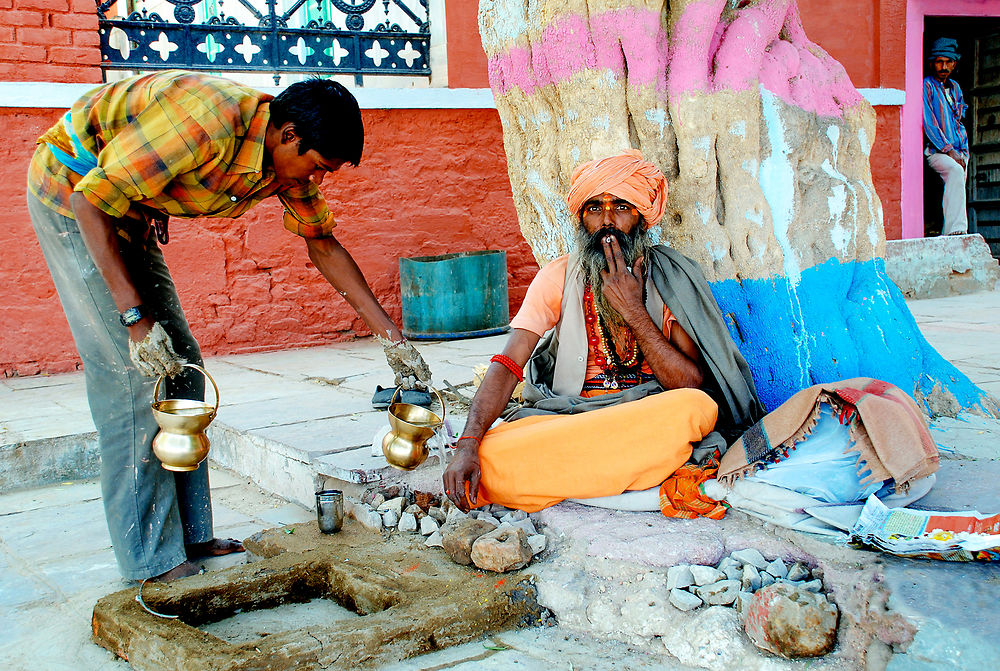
[443,150,764,513]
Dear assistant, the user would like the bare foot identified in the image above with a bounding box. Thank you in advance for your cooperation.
[150,560,201,582]
[186,537,244,560]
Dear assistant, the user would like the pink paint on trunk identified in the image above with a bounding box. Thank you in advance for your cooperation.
[488,7,666,96]
[666,0,726,96]
[488,0,864,119]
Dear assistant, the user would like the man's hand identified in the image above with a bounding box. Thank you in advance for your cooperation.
[379,337,432,390]
[947,150,967,170]
[443,442,481,512]
[599,234,646,323]
[128,321,186,377]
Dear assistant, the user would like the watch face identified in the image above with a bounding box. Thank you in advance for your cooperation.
[120,306,144,327]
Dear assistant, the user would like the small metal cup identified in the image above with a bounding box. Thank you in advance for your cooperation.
[315,489,344,534]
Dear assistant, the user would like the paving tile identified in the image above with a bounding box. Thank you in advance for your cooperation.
[207,465,249,490]
[253,411,388,456]
[0,553,58,610]
[0,479,102,516]
[216,389,372,432]
[1,497,113,562]
[1,372,85,391]
[252,502,313,528]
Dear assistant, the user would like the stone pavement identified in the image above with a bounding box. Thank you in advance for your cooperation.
[1,291,999,669]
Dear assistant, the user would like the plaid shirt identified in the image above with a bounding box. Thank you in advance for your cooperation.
[923,75,969,156]
[28,70,335,238]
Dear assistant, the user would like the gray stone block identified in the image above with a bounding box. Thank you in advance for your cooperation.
[669,588,703,612]
[690,564,725,586]
[766,557,788,579]
[694,579,740,605]
[731,548,768,569]
[666,565,695,591]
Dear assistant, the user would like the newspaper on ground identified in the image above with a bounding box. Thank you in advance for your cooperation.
[848,494,1000,561]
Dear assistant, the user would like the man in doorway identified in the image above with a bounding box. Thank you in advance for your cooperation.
[442,151,761,513]
[923,37,970,236]
[27,70,431,582]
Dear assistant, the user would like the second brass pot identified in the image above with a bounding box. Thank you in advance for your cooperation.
[381,388,444,471]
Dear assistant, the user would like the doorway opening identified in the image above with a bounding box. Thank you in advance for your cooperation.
[924,16,1000,257]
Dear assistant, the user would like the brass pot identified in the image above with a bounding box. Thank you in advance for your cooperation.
[151,364,220,472]
[381,387,445,471]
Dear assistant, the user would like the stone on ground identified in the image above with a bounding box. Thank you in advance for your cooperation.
[427,506,446,524]
[470,526,534,572]
[377,497,405,516]
[420,516,440,536]
[786,562,810,582]
[744,583,839,658]
[441,519,496,565]
[690,564,725,586]
[695,579,740,606]
[424,530,443,548]
[398,511,418,533]
[731,549,768,570]
[669,588,703,612]
[527,533,546,555]
[666,564,695,590]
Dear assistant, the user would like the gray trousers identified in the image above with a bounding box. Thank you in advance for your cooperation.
[925,150,969,235]
[27,190,213,580]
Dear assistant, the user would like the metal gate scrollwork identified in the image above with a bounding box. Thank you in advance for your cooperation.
[95,0,430,84]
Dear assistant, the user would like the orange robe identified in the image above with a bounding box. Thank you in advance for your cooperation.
[473,388,718,512]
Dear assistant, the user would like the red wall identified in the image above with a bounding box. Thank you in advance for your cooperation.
[0,0,908,375]
[0,105,534,376]
[445,1,490,88]
[0,0,101,82]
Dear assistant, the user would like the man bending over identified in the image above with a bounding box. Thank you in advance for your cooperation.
[444,151,761,512]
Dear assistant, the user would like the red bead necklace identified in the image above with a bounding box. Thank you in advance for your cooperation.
[583,283,644,389]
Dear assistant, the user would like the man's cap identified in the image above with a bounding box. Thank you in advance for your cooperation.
[566,149,668,228]
[928,38,960,61]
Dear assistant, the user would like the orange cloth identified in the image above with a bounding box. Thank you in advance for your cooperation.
[470,388,718,512]
[509,254,676,387]
[566,149,668,227]
[659,465,728,520]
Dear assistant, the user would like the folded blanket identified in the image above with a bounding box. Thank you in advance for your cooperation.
[717,378,939,494]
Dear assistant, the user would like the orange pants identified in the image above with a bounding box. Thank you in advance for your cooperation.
[474,388,719,512]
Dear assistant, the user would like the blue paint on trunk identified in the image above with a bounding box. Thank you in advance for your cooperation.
[708,257,989,412]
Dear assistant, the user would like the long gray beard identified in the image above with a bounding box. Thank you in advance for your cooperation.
[575,226,652,335]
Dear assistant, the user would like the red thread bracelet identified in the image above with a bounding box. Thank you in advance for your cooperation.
[454,435,481,449]
[490,354,524,381]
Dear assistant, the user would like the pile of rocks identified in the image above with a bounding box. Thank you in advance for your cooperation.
[346,487,547,573]
[666,548,824,614]
[667,548,839,657]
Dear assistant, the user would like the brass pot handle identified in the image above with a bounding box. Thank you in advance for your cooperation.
[152,363,220,414]
[389,386,446,423]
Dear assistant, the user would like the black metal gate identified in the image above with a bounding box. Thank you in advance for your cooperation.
[96,0,430,85]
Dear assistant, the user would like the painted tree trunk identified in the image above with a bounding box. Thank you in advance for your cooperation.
[479,0,997,416]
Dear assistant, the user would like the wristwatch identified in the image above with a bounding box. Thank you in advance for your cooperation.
[119,305,145,327]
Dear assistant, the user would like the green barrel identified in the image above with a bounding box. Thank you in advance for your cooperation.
[399,250,510,340]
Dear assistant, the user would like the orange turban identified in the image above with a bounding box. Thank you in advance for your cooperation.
[566,150,668,227]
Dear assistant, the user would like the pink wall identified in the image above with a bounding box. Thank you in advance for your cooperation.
[901,0,997,239]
